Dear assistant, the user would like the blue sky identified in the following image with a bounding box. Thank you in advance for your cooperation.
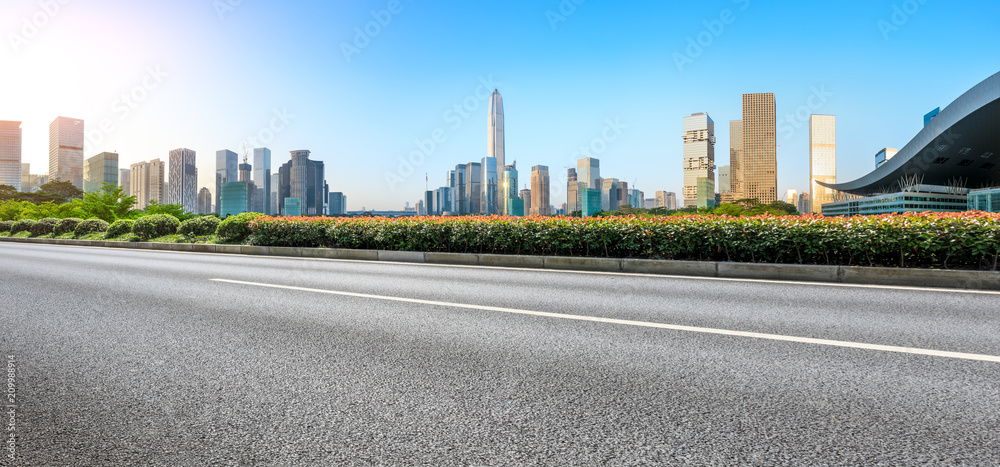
[2,0,998,210]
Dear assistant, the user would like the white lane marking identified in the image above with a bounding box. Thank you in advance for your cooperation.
[211,278,1000,364]
[9,241,998,296]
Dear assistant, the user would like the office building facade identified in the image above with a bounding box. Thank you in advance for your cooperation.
[742,94,777,203]
[809,115,837,214]
[168,148,198,213]
[0,121,22,191]
[49,117,84,189]
[727,119,743,202]
[530,165,550,215]
[277,150,325,216]
[197,187,212,214]
[682,113,715,208]
[216,150,238,215]
[253,148,271,215]
[83,152,119,192]
[130,159,166,209]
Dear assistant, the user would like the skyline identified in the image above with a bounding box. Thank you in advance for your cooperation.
[2,1,999,210]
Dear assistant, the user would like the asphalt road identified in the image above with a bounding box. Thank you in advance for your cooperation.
[2,242,999,465]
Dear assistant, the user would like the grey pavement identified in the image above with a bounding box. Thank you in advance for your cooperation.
[1,242,999,465]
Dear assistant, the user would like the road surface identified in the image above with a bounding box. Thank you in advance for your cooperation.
[2,242,999,465]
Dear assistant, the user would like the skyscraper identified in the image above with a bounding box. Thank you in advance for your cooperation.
[119,168,130,196]
[718,165,731,195]
[742,93,777,203]
[577,157,601,189]
[277,150,325,216]
[216,150,238,215]
[566,168,578,214]
[83,152,118,192]
[519,188,531,215]
[168,148,198,213]
[450,167,466,214]
[530,165,550,215]
[601,178,620,211]
[130,159,166,209]
[480,157,498,215]
[20,163,29,192]
[502,164,522,216]
[48,117,84,189]
[809,115,837,214]
[253,148,271,215]
[328,192,347,215]
[0,121,22,191]
[197,187,212,214]
[488,90,505,170]
[682,113,715,208]
[785,189,799,206]
[727,120,743,201]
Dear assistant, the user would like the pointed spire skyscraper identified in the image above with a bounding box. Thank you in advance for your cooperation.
[483,89,505,214]
[488,89,504,169]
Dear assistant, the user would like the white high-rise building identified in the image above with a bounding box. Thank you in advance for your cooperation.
[0,121,22,191]
[168,148,198,213]
[682,112,715,208]
[49,116,84,189]
[484,90,504,214]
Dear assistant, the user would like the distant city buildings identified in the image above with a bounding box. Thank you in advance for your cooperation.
[798,192,812,214]
[724,119,743,203]
[480,156,499,215]
[119,168,130,195]
[530,165,550,215]
[566,168,578,214]
[741,93,777,203]
[278,150,325,216]
[197,187,212,214]
[718,165,730,195]
[809,115,837,214]
[656,191,678,210]
[130,159,166,209]
[682,112,716,208]
[253,148,271,215]
[215,150,238,215]
[502,163,520,216]
[168,148,198,213]
[0,121,22,191]
[83,152,118,192]
[328,192,347,215]
[49,117,84,189]
[875,148,898,169]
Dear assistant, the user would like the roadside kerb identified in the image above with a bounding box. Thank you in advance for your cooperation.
[2,237,999,290]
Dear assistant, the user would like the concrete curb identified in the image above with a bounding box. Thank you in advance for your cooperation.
[3,236,999,291]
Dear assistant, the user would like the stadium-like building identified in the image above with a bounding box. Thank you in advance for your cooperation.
[820,71,1000,215]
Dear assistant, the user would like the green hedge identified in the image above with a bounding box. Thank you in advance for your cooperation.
[243,213,1000,270]
[132,214,180,240]
[75,219,110,236]
[179,216,221,237]
[106,219,135,238]
[217,212,266,243]
[0,220,13,234]
[54,218,83,236]
[29,218,60,236]
[10,219,35,234]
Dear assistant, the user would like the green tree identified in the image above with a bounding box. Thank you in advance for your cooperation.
[19,200,89,220]
[144,200,195,221]
[0,199,27,221]
[38,180,84,202]
[713,203,746,216]
[0,185,17,201]
[79,183,139,223]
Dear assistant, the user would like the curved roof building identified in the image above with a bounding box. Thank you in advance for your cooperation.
[819,72,1000,196]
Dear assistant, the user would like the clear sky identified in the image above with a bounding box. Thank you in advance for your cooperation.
[2,0,998,210]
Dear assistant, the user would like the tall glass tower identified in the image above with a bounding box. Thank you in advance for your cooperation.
[484,90,504,214]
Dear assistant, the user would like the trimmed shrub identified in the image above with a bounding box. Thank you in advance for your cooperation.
[179,216,221,237]
[0,220,13,234]
[29,218,60,236]
[217,212,266,243]
[240,213,1000,270]
[54,218,84,236]
[106,219,135,238]
[75,219,110,236]
[132,214,181,240]
[10,219,36,234]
